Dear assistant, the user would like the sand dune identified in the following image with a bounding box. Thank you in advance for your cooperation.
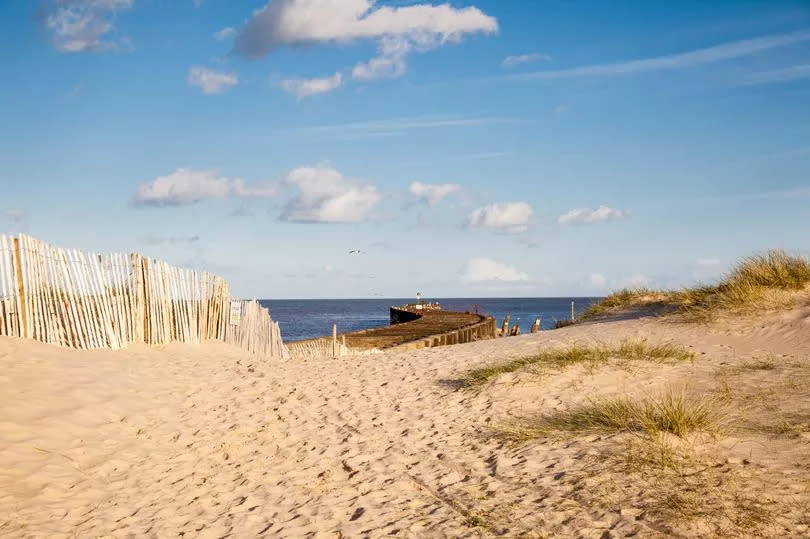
[2,301,810,537]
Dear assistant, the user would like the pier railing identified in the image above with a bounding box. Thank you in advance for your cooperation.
[0,234,287,359]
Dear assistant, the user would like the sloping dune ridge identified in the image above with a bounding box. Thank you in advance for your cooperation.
[1,298,810,537]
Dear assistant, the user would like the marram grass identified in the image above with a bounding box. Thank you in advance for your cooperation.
[579,250,810,322]
[499,389,725,442]
[461,339,693,387]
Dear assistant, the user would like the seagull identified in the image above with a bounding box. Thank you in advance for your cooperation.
[349,249,362,254]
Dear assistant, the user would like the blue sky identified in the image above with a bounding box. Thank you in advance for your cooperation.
[1,0,809,298]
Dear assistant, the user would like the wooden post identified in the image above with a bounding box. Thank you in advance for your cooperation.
[12,237,29,339]
[531,316,540,333]
[332,323,337,358]
[500,314,509,337]
[571,301,575,322]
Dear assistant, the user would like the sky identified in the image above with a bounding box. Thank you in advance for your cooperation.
[1,0,809,299]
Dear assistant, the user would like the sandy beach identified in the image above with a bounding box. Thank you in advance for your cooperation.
[2,295,809,538]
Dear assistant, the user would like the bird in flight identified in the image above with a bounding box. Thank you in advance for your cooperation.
[349,249,362,254]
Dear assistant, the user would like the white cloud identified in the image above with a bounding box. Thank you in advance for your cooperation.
[188,66,238,95]
[281,165,381,223]
[409,182,459,206]
[557,205,626,225]
[468,202,532,234]
[502,53,551,67]
[280,72,343,98]
[233,0,497,80]
[134,168,276,206]
[352,35,413,80]
[214,26,236,41]
[512,29,810,81]
[42,0,133,53]
[589,273,607,288]
[463,258,529,283]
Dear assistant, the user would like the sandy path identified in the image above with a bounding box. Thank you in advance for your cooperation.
[2,303,809,537]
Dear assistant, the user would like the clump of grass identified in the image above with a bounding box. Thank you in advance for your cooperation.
[740,358,777,370]
[579,287,660,320]
[461,356,538,387]
[765,419,810,436]
[461,339,693,387]
[616,340,695,362]
[726,250,810,290]
[579,250,810,322]
[502,389,724,440]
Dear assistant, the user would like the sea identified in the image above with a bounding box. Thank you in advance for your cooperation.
[259,297,603,342]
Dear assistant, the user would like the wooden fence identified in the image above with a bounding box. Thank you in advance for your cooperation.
[0,234,287,359]
[287,336,351,359]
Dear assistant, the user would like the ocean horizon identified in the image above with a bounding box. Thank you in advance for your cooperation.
[260,297,603,342]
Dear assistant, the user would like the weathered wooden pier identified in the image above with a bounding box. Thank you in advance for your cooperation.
[287,302,497,358]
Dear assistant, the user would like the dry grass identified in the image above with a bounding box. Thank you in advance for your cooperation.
[461,339,693,387]
[740,357,778,370]
[500,390,724,441]
[765,419,810,436]
[580,250,810,322]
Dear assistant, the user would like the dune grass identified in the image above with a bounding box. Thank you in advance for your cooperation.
[579,250,810,322]
[500,389,725,442]
[461,339,693,387]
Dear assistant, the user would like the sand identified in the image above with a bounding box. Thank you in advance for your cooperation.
[2,299,810,537]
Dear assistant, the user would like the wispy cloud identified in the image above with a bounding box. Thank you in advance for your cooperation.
[741,63,810,86]
[282,114,516,138]
[40,0,134,53]
[502,53,551,68]
[558,206,626,225]
[214,27,235,41]
[188,66,238,95]
[509,29,810,81]
[280,72,343,99]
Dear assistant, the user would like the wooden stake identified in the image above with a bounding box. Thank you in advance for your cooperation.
[12,237,29,339]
